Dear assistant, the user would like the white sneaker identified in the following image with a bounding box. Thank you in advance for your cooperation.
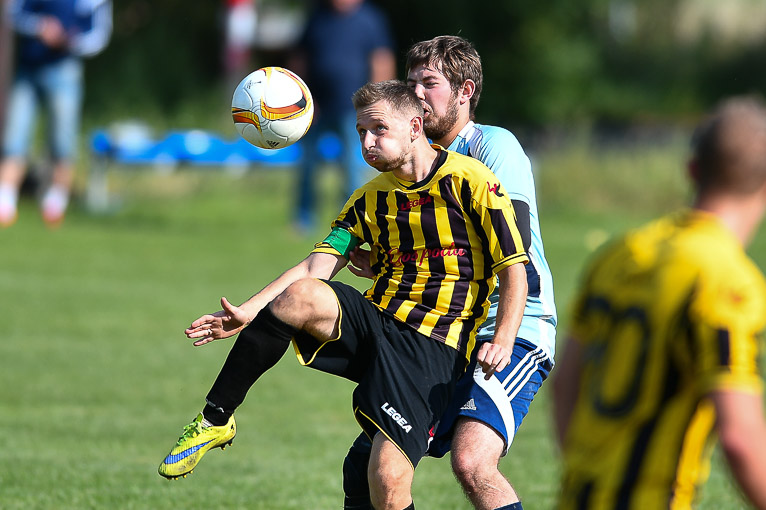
[0,186,17,227]
[41,186,69,227]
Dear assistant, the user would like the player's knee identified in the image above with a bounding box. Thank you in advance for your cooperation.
[271,279,323,323]
[368,461,411,506]
[451,449,492,490]
[275,278,316,305]
[368,460,405,488]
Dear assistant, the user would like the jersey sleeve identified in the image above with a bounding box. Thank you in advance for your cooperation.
[473,127,534,207]
[310,192,364,259]
[689,266,765,395]
[11,0,44,37]
[312,227,360,259]
[71,0,112,58]
[466,167,528,273]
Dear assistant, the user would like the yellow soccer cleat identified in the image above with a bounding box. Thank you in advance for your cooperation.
[158,413,236,479]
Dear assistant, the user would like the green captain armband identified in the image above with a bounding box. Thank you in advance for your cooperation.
[313,227,360,259]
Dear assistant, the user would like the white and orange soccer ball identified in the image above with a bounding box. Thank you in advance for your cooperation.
[231,66,314,149]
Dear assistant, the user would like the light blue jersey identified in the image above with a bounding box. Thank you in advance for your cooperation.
[448,121,557,360]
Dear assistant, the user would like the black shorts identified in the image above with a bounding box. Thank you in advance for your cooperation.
[292,280,464,468]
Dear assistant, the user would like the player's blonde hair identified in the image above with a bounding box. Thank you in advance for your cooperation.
[692,95,766,195]
[406,35,483,119]
[352,80,424,118]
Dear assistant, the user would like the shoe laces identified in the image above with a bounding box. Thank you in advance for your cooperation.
[176,419,205,445]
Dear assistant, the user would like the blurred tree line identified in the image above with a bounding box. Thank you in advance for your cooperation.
[79,0,766,130]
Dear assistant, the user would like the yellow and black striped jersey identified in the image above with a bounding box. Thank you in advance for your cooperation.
[312,147,528,358]
[560,209,766,510]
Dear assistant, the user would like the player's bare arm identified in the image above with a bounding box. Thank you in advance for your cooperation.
[477,262,527,379]
[370,47,396,83]
[552,335,585,448]
[185,251,348,346]
[710,390,766,509]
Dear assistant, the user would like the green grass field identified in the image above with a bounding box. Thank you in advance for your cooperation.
[1,143,761,509]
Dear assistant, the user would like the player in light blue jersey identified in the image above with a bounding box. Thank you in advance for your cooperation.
[342,36,556,510]
[448,123,556,359]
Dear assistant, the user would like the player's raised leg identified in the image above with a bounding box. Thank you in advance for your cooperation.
[159,277,341,479]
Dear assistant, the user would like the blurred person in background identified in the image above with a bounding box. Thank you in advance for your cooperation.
[289,0,395,232]
[1,0,14,144]
[0,0,111,227]
[222,0,257,93]
[553,96,766,509]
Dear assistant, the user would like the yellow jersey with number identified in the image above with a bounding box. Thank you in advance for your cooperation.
[560,209,766,510]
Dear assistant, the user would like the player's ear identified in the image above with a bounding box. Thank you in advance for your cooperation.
[411,115,424,140]
[459,79,476,106]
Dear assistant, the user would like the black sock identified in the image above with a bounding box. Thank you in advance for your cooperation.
[494,503,522,510]
[203,306,295,425]
[402,503,414,510]
[343,433,373,510]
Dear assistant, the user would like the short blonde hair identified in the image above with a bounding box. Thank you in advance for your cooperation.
[352,80,424,119]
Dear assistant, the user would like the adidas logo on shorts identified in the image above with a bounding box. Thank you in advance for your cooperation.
[460,398,477,411]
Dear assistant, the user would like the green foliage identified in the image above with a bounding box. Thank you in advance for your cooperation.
[375,0,766,125]
[73,1,766,129]
[84,1,223,126]
[535,132,690,217]
[379,0,603,125]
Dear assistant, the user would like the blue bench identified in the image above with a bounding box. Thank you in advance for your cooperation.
[86,127,342,211]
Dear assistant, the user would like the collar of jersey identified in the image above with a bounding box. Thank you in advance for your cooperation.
[393,146,448,190]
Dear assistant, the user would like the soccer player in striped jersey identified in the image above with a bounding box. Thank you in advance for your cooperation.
[341,36,556,510]
[158,80,530,510]
[553,96,766,509]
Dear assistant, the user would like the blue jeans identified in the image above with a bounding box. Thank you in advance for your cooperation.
[295,109,371,228]
[3,57,84,162]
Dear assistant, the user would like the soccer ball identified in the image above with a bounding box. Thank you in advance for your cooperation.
[231,67,314,150]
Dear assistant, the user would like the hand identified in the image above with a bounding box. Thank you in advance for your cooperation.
[185,297,252,346]
[347,247,374,279]
[476,342,512,380]
[39,17,67,48]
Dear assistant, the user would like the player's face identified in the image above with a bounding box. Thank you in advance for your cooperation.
[356,100,413,173]
[407,63,459,142]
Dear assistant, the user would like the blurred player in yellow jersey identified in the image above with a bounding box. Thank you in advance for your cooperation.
[553,96,766,510]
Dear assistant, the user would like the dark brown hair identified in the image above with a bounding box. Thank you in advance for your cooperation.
[406,35,483,119]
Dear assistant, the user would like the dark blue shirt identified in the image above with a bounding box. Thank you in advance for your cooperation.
[299,1,393,115]
[11,0,112,66]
